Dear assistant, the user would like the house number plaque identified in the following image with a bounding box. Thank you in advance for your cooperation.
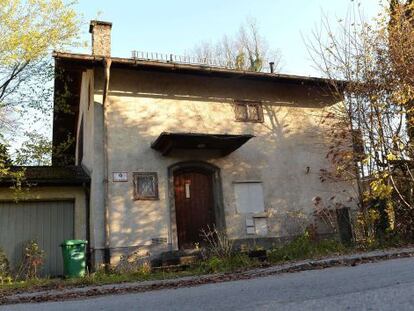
[113,172,128,182]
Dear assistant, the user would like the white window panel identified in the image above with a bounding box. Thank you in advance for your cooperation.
[245,216,254,227]
[246,227,256,235]
[234,182,265,214]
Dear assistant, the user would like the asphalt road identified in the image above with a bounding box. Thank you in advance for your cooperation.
[2,257,414,311]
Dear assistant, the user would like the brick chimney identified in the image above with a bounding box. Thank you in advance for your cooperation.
[89,20,112,57]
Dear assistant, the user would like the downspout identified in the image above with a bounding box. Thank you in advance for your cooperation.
[83,181,91,271]
[102,57,112,267]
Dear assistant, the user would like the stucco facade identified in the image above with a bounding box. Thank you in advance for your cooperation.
[75,64,355,264]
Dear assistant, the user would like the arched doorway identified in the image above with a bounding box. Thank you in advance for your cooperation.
[168,162,224,249]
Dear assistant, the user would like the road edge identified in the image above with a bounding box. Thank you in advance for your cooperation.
[1,247,414,305]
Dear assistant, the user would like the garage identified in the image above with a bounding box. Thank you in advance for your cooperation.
[0,166,89,277]
[0,200,74,276]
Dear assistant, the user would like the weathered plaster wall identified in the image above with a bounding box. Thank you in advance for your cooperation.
[87,67,355,262]
[77,69,106,264]
[0,187,87,239]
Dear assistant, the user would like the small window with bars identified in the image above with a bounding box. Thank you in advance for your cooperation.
[234,101,264,123]
[133,172,159,200]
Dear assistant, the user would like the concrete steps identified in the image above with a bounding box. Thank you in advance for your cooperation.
[152,249,202,269]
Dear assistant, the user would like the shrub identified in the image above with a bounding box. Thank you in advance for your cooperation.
[15,240,45,280]
[0,247,11,284]
[200,226,234,259]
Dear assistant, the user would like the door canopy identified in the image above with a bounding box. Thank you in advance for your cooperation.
[151,132,254,156]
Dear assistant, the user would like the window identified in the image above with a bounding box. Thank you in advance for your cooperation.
[133,172,159,200]
[234,182,265,214]
[234,101,264,122]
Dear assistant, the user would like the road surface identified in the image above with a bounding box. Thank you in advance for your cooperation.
[2,257,414,310]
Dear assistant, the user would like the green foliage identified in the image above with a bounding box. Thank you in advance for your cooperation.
[0,247,11,284]
[198,254,254,274]
[0,143,12,167]
[0,0,79,64]
[15,132,52,166]
[0,0,80,109]
[52,134,76,166]
[0,0,81,164]
[0,143,25,196]
[268,232,345,263]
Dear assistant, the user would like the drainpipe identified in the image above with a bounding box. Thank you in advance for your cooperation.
[83,181,91,271]
[102,57,112,267]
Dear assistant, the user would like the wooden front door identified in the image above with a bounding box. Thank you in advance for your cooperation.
[174,169,215,249]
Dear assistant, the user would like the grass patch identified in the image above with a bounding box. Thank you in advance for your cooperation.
[268,233,346,263]
[2,234,412,295]
[196,254,259,274]
[0,255,258,294]
[0,269,203,295]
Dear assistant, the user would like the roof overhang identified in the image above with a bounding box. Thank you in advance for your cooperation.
[151,132,254,156]
[0,166,90,187]
[53,51,347,88]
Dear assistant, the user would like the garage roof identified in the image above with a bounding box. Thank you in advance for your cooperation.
[0,166,90,187]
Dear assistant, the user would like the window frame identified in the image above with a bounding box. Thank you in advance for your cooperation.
[133,172,159,200]
[234,100,264,123]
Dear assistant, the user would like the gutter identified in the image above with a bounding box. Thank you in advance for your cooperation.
[102,57,112,267]
[52,51,347,88]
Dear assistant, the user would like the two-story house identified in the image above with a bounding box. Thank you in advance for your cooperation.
[0,20,355,275]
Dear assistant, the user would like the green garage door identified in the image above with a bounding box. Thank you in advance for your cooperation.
[0,200,74,277]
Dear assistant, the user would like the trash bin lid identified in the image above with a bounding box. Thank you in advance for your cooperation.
[60,239,88,246]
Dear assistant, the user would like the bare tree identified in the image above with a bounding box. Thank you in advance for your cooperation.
[306,0,414,242]
[191,18,282,72]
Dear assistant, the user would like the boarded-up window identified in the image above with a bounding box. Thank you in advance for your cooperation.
[234,101,263,123]
[234,182,265,214]
[133,172,159,200]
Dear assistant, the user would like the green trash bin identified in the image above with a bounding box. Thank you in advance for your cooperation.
[60,240,87,278]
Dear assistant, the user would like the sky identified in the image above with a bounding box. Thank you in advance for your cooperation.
[74,0,383,76]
